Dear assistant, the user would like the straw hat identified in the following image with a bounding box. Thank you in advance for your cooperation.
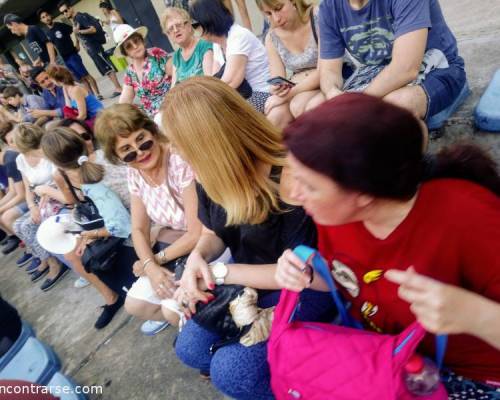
[113,24,148,57]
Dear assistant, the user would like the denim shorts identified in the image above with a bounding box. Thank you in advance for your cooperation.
[16,202,29,214]
[64,53,89,81]
[420,63,467,119]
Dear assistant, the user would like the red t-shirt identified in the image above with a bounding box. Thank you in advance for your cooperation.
[317,179,500,383]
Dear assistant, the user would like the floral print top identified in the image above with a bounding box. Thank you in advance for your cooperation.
[123,47,172,118]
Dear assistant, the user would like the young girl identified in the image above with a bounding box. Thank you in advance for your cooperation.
[41,127,134,329]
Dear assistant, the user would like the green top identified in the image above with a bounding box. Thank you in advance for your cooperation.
[173,39,213,83]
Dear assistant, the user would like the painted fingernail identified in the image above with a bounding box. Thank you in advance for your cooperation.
[208,283,215,290]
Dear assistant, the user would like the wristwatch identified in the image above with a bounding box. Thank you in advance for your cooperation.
[211,262,228,286]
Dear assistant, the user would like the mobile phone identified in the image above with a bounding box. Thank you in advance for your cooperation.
[267,76,296,87]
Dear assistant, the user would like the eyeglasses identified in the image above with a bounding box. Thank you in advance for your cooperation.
[123,35,143,51]
[60,8,70,13]
[80,132,92,141]
[166,21,189,34]
[121,139,154,163]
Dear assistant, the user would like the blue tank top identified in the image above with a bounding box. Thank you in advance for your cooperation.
[71,94,103,119]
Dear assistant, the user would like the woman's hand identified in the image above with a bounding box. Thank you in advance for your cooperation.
[264,94,289,114]
[275,249,312,292]
[75,237,89,257]
[132,260,145,277]
[30,207,41,224]
[176,251,214,313]
[385,267,482,335]
[270,83,292,97]
[146,264,176,299]
[33,185,50,197]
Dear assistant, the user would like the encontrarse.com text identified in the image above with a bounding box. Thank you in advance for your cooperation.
[0,384,103,395]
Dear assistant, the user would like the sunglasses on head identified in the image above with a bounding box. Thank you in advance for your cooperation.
[121,139,154,163]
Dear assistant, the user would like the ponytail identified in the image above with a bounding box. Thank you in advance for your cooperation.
[423,143,500,196]
[42,127,105,184]
[78,158,105,184]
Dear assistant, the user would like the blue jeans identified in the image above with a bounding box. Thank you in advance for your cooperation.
[175,289,336,400]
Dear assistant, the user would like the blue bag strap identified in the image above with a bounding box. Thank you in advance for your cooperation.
[294,245,362,329]
[435,334,447,370]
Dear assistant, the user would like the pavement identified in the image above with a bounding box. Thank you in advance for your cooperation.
[0,1,499,399]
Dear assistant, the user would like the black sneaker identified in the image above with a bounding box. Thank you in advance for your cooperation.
[1,236,20,255]
[94,296,125,330]
[40,266,70,291]
[31,267,50,282]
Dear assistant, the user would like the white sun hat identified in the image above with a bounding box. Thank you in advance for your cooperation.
[113,24,148,57]
[36,214,79,254]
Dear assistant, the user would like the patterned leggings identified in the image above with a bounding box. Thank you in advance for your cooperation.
[443,371,500,399]
[13,212,50,261]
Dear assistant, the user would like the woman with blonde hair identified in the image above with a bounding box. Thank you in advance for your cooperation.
[95,103,201,336]
[12,123,69,291]
[161,7,213,85]
[162,77,334,399]
[41,127,133,329]
[258,0,324,129]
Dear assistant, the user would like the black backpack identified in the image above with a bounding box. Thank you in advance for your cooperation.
[79,12,107,45]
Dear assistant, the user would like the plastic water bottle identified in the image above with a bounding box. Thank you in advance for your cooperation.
[404,355,440,396]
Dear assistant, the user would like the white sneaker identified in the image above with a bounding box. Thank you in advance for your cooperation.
[140,320,169,336]
[74,277,90,288]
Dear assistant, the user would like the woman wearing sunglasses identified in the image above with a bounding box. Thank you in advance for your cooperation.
[95,104,202,336]
[42,127,134,330]
[161,7,213,86]
[115,24,172,120]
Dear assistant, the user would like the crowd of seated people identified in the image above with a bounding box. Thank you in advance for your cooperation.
[0,0,499,399]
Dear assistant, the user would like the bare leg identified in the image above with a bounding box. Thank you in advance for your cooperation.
[65,250,118,305]
[382,85,428,120]
[46,256,61,279]
[304,91,326,113]
[107,72,122,92]
[289,90,323,119]
[0,207,23,235]
[124,297,163,320]
[266,103,294,130]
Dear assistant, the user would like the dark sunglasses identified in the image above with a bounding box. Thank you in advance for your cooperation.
[123,35,143,51]
[121,139,154,163]
[60,8,70,13]
[80,132,92,141]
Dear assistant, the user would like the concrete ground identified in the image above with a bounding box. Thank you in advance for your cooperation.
[1,1,499,399]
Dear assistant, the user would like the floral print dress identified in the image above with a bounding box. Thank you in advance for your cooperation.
[123,47,172,118]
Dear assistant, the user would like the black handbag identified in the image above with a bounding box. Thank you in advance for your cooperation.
[60,170,104,231]
[59,169,123,273]
[174,262,250,350]
[214,64,253,99]
[81,236,125,273]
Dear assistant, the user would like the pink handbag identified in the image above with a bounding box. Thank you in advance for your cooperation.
[267,245,449,400]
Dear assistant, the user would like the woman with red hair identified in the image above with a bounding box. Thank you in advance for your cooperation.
[276,93,500,398]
